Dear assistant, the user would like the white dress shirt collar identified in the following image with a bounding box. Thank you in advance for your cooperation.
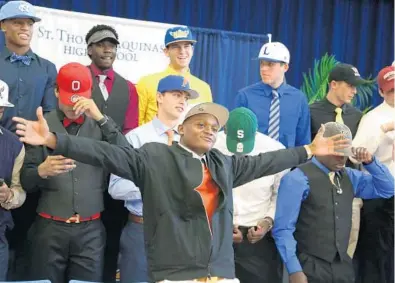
[177,142,207,163]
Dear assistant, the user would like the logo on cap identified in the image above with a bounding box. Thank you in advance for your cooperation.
[70,95,80,103]
[170,29,189,39]
[198,106,205,112]
[181,77,189,87]
[351,67,361,77]
[236,142,244,153]
[101,31,113,37]
[18,3,30,13]
[384,71,395,81]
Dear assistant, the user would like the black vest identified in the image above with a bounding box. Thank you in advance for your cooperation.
[35,111,105,218]
[0,127,22,231]
[90,70,129,129]
[295,161,354,262]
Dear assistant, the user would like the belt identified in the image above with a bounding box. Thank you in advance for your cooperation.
[128,213,144,224]
[39,212,101,223]
[194,277,225,282]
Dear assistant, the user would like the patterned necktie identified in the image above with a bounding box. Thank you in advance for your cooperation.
[10,53,31,66]
[268,90,280,141]
[165,129,174,146]
[335,107,344,124]
[98,75,109,101]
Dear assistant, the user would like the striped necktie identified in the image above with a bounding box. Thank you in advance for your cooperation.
[268,90,280,141]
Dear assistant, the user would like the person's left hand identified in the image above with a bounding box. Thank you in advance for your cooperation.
[0,183,12,203]
[352,147,373,164]
[309,124,351,156]
[73,97,104,121]
[233,226,243,244]
[247,218,272,244]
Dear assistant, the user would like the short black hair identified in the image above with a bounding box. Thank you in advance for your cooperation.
[85,24,119,45]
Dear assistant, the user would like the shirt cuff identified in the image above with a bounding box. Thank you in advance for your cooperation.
[362,156,377,169]
[362,157,387,175]
[52,133,68,156]
[286,254,303,274]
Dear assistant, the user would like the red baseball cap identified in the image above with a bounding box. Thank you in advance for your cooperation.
[377,66,395,92]
[57,62,92,106]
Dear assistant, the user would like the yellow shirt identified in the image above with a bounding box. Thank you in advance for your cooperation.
[136,66,213,125]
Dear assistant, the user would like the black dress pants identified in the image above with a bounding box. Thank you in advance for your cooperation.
[298,253,355,283]
[7,191,40,280]
[357,198,394,283]
[102,191,128,282]
[27,216,106,283]
[233,231,283,283]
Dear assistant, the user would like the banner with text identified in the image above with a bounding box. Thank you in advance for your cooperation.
[31,7,177,83]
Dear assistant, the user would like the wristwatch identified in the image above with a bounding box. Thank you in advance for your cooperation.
[97,115,109,127]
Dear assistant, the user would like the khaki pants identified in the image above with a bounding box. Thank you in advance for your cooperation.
[347,198,363,258]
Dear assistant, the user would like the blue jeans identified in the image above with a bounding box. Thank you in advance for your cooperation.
[120,221,149,283]
[0,231,9,281]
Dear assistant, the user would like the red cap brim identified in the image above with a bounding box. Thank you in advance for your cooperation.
[58,89,91,106]
[379,80,395,92]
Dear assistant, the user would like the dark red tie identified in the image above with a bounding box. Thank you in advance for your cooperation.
[63,116,85,128]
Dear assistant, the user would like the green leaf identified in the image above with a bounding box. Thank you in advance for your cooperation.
[301,54,376,112]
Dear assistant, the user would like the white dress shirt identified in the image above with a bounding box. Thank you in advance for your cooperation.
[214,131,287,226]
[352,101,394,175]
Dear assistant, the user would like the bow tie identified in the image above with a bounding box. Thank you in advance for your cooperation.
[10,53,32,66]
[63,116,85,128]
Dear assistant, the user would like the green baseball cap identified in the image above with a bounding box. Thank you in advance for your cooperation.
[226,107,258,154]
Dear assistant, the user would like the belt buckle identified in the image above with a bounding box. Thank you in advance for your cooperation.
[66,214,80,223]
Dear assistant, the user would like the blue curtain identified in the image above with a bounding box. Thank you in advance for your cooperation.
[189,28,268,108]
[1,0,393,107]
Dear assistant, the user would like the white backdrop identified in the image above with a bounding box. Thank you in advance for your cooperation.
[31,7,179,83]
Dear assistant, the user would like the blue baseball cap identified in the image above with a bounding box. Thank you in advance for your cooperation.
[0,1,41,22]
[157,75,199,99]
[165,26,196,47]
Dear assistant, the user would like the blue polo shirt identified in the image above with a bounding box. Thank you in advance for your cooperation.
[234,81,311,148]
[0,48,57,131]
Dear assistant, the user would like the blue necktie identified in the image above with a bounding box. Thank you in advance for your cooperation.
[268,90,280,141]
[10,53,31,66]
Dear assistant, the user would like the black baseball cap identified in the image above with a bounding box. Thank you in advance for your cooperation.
[328,63,368,86]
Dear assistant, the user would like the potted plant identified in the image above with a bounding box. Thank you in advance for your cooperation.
[301,53,376,113]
